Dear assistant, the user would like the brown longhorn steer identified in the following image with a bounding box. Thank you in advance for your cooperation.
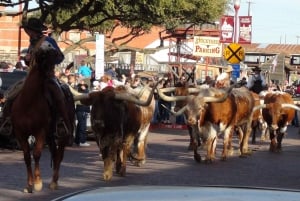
[158,86,257,162]
[80,84,156,181]
[259,91,300,152]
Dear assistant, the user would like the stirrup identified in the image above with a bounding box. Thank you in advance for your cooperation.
[55,119,69,138]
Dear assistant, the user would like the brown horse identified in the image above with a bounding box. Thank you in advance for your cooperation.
[10,41,74,193]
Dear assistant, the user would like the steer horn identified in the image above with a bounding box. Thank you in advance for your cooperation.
[114,81,159,106]
[66,84,90,101]
[282,103,300,111]
[161,104,187,116]
[202,84,235,103]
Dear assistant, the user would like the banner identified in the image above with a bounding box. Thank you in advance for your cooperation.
[193,36,222,57]
[95,33,105,79]
[220,15,234,43]
[238,16,252,44]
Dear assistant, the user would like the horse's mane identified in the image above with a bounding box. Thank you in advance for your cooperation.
[30,47,58,76]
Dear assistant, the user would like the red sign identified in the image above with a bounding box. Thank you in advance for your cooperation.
[220,15,234,43]
[238,16,252,44]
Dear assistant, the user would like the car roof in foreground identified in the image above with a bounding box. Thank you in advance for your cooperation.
[52,185,300,201]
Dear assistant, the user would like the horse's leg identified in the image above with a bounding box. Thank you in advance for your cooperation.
[19,137,34,193]
[48,135,66,190]
[32,134,44,192]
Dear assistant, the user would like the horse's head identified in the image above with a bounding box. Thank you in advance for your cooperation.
[33,40,60,73]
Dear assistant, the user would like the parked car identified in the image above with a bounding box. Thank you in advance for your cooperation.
[0,69,27,149]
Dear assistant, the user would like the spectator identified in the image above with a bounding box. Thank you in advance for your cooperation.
[77,60,92,78]
[15,61,25,71]
[74,79,91,147]
[159,80,172,124]
[105,66,117,79]
[215,66,233,88]
[67,74,77,88]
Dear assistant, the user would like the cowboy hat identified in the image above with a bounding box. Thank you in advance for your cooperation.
[225,65,233,73]
[21,17,47,33]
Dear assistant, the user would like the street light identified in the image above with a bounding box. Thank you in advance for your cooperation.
[233,0,241,43]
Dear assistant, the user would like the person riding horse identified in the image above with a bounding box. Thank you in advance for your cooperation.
[246,66,267,94]
[2,17,72,137]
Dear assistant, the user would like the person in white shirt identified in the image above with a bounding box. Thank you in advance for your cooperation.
[215,65,233,88]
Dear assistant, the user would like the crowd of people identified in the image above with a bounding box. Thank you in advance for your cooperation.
[1,17,300,144]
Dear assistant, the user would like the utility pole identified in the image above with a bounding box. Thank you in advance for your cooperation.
[246,0,254,16]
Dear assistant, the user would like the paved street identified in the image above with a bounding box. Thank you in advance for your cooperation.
[1,126,300,201]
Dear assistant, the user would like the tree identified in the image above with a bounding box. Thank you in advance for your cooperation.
[1,0,230,53]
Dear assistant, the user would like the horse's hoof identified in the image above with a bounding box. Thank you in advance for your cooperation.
[34,181,43,191]
[49,182,57,190]
[23,186,33,193]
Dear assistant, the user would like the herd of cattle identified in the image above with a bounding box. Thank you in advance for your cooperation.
[78,80,300,181]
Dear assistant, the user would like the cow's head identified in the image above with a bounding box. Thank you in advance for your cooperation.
[157,84,235,117]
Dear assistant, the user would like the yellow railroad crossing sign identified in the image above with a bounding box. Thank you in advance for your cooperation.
[223,43,245,64]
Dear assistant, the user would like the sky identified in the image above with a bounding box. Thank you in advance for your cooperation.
[8,0,300,45]
[232,0,300,44]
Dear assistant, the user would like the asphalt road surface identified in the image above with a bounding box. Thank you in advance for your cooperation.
[1,125,300,201]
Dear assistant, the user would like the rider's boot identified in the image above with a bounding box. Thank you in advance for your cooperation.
[46,79,73,138]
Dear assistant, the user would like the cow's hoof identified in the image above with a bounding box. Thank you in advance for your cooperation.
[103,171,113,181]
[23,185,33,193]
[228,148,234,156]
[49,181,58,190]
[194,154,201,163]
[239,154,248,158]
[204,158,213,164]
[221,156,227,161]
[116,163,122,174]
[119,167,126,177]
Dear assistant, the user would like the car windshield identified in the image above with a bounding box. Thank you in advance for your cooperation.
[1,1,300,201]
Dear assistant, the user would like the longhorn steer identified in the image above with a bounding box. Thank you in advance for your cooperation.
[158,86,257,162]
[260,91,300,152]
[80,84,156,181]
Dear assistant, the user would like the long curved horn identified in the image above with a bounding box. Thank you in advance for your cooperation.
[114,80,159,106]
[157,87,187,102]
[282,103,300,111]
[188,88,202,93]
[159,87,176,93]
[65,83,90,101]
[161,104,187,116]
[252,104,267,112]
[73,94,90,101]
[203,84,235,103]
